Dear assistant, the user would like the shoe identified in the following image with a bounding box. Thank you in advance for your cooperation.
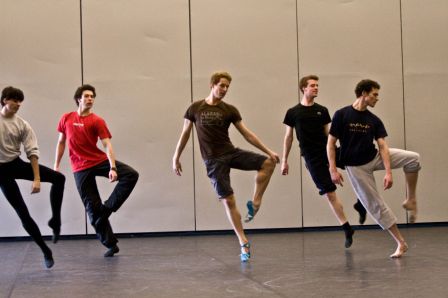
[44,254,54,269]
[353,200,367,225]
[104,245,120,257]
[244,201,258,223]
[48,219,61,244]
[240,242,251,262]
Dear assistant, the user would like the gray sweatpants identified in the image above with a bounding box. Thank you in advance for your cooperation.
[346,148,421,229]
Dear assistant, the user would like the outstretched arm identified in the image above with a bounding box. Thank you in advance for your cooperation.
[377,137,393,190]
[281,125,294,175]
[327,134,344,186]
[101,138,118,182]
[234,120,280,163]
[172,119,193,176]
[54,132,66,172]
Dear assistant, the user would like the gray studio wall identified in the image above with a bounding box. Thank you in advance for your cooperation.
[0,0,446,238]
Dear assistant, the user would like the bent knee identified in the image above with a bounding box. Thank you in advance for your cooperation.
[123,169,139,182]
[131,170,139,181]
[404,151,421,173]
[262,158,276,171]
[54,172,66,185]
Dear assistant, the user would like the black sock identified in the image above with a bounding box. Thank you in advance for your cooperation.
[342,222,354,248]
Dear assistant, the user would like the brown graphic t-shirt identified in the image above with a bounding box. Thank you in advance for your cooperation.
[184,99,242,160]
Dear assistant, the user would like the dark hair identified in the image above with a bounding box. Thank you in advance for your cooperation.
[210,71,232,86]
[355,79,380,97]
[299,75,319,93]
[1,86,24,106]
[73,84,96,106]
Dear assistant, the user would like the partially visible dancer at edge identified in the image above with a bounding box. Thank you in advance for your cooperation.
[173,71,279,262]
[54,84,139,258]
[281,75,366,249]
[328,79,420,258]
[0,86,65,269]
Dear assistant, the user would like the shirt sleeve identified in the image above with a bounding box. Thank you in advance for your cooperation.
[57,114,66,133]
[22,121,40,159]
[230,105,242,123]
[283,109,293,127]
[329,109,342,138]
[184,103,196,122]
[322,107,331,125]
[96,117,112,140]
[374,116,388,139]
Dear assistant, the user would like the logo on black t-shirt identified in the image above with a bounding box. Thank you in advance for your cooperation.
[349,123,370,133]
[200,111,224,126]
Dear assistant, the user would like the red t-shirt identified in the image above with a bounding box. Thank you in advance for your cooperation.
[57,112,111,172]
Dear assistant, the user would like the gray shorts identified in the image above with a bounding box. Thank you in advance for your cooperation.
[346,148,421,229]
[204,148,268,199]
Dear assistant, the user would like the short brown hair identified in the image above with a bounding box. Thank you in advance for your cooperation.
[210,71,232,86]
[299,75,319,93]
[355,79,380,97]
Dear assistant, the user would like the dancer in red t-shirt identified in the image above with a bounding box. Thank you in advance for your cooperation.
[54,84,139,257]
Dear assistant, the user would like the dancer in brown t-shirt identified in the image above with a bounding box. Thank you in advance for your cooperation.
[172,71,279,262]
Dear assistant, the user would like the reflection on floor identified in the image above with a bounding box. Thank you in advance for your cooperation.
[1,226,447,298]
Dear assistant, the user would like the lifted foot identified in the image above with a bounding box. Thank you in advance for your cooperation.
[402,200,417,223]
[353,200,367,225]
[48,219,61,244]
[244,201,259,223]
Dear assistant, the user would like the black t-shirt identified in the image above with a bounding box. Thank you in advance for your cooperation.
[330,105,387,166]
[283,103,331,158]
[184,99,242,160]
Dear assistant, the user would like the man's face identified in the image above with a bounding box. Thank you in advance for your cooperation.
[303,79,319,99]
[78,90,95,109]
[211,78,230,99]
[2,98,22,114]
[363,88,379,107]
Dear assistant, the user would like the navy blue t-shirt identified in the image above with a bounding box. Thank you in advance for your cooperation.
[329,105,387,166]
[283,103,331,158]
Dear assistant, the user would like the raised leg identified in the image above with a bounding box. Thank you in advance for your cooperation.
[245,159,275,222]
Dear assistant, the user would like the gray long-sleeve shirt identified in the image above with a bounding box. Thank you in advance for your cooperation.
[0,114,39,163]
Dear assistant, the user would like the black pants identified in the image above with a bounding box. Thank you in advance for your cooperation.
[0,157,65,255]
[74,160,139,248]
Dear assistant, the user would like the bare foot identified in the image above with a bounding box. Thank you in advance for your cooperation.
[402,199,417,223]
[390,242,409,258]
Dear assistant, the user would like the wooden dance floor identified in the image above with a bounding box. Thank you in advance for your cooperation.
[1,226,447,297]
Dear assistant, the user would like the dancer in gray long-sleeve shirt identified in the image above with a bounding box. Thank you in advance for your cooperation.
[0,86,65,269]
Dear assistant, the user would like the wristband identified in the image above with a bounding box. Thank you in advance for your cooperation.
[110,167,117,172]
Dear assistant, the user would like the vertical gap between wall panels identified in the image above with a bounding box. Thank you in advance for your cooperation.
[399,0,407,150]
[79,0,84,86]
[79,0,88,235]
[296,0,304,229]
[399,0,410,224]
[188,0,197,231]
